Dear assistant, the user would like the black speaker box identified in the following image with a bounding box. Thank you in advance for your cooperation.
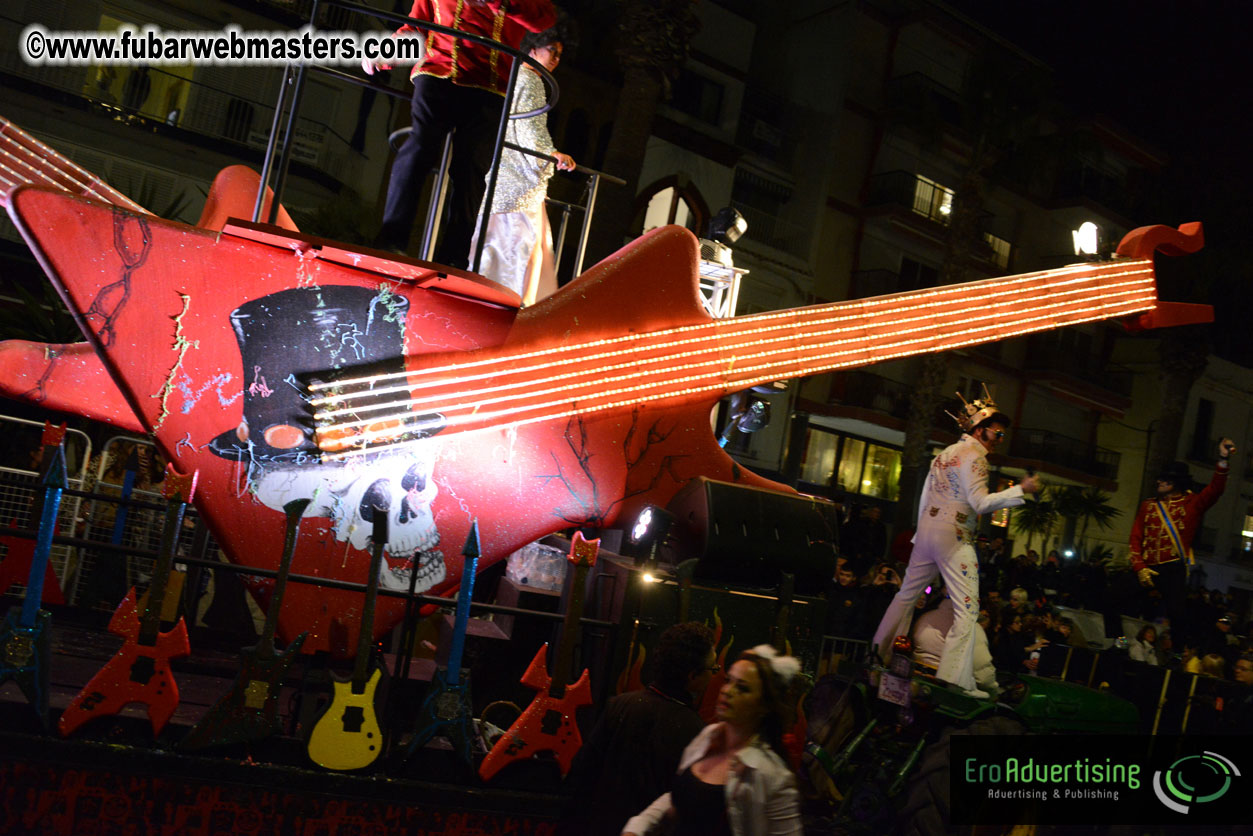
[665,477,838,589]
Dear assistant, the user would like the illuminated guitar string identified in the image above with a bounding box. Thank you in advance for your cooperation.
[318,269,1154,458]
[0,120,147,212]
[313,266,1150,433]
[309,259,1146,405]
[316,280,1153,449]
[317,275,1154,455]
[314,267,1151,426]
[338,286,1151,435]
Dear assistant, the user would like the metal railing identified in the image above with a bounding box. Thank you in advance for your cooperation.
[1009,427,1121,480]
[257,0,621,278]
[0,14,357,186]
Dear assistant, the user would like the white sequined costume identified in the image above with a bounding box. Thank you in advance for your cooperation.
[470,65,558,304]
[872,434,1024,691]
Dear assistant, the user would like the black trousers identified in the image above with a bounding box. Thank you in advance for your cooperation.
[1154,558,1188,637]
[376,74,502,267]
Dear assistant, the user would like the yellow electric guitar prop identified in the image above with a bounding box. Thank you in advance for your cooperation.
[306,505,389,770]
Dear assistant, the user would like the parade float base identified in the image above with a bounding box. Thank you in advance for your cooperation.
[0,619,570,836]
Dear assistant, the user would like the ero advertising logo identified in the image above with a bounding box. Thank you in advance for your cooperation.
[1152,751,1241,814]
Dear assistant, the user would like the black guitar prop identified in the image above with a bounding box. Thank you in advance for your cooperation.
[180,498,311,751]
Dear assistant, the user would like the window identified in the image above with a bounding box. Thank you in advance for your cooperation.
[860,444,901,501]
[799,429,901,502]
[671,69,725,126]
[912,174,953,224]
[983,233,1011,269]
[1191,398,1214,461]
[837,438,866,493]
[899,257,938,292]
[1242,513,1253,553]
[636,178,708,236]
[799,429,839,485]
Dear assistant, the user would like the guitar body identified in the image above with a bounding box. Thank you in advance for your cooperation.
[1,187,780,656]
[179,632,307,751]
[478,644,593,780]
[0,606,51,724]
[408,666,476,766]
[306,666,385,771]
[57,587,190,737]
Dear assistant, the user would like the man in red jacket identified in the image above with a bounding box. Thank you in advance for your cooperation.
[365,0,556,266]
[1130,438,1235,635]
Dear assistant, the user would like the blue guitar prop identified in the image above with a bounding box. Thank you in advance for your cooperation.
[404,520,481,766]
[0,422,68,727]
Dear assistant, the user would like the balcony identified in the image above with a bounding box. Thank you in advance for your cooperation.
[1051,163,1137,221]
[827,370,912,420]
[1022,336,1133,398]
[1009,427,1121,481]
[867,171,953,226]
[736,87,798,166]
[849,269,900,299]
[0,14,357,185]
[884,73,963,126]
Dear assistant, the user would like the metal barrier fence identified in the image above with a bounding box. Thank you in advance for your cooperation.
[0,415,91,599]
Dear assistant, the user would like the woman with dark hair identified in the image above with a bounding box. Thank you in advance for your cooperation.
[1128,624,1160,665]
[623,645,803,836]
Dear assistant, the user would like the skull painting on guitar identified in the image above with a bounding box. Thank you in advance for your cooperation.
[251,451,446,593]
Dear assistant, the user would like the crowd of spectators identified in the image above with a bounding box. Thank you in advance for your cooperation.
[823,522,1253,703]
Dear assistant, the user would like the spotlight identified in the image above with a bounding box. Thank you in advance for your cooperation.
[625,504,677,566]
[1072,221,1101,258]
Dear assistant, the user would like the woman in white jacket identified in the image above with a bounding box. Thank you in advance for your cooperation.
[622,645,803,836]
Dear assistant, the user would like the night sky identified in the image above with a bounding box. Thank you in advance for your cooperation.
[949,0,1253,365]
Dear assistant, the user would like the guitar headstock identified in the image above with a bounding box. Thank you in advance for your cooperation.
[568,530,600,568]
[161,466,198,503]
[39,421,67,447]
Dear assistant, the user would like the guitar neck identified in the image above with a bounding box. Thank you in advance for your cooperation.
[257,498,310,653]
[548,533,598,695]
[137,494,188,647]
[314,258,1157,455]
[137,468,196,647]
[0,116,149,213]
[20,442,67,627]
[444,553,477,685]
[351,512,389,686]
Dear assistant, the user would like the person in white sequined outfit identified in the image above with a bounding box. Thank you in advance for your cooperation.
[872,390,1039,698]
[470,23,574,304]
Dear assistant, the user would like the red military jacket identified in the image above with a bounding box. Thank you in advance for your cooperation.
[396,0,556,95]
[1129,463,1228,572]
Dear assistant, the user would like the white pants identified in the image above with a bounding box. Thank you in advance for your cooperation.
[872,523,980,691]
[470,205,557,306]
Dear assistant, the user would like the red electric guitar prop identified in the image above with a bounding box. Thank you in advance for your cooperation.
[58,467,197,737]
[0,422,67,727]
[403,520,481,766]
[479,532,598,780]
[305,507,389,771]
[0,113,1212,655]
[180,498,310,751]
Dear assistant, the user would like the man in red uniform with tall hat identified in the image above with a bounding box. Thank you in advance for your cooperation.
[1130,438,1235,635]
[364,0,556,266]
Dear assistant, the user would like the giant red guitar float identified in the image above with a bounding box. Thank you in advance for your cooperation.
[0,115,1212,656]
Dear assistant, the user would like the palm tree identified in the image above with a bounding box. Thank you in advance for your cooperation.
[892,47,1053,530]
[1072,486,1121,558]
[585,0,700,263]
[1011,494,1058,555]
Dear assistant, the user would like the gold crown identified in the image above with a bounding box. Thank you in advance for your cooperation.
[945,384,1008,433]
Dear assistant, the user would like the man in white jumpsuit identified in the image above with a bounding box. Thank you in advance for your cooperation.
[872,393,1038,698]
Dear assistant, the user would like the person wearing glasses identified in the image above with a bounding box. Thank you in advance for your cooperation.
[1129,441,1234,645]
[871,387,1039,699]
[563,622,717,836]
